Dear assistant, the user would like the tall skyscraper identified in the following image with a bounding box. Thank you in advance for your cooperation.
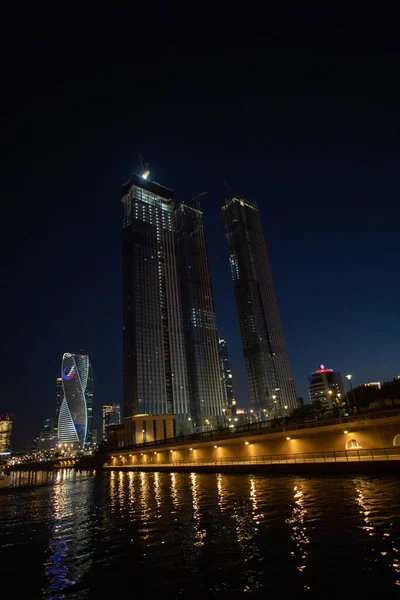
[175,201,227,429]
[122,174,189,425]
[222,194,297,416]
[57,351,93,448]
[55,376,63,436]
[102,403,121,440]
[218,337,235,412]
[0,415,13,453]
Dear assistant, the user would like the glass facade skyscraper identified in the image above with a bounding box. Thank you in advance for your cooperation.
[57,351,93,447]
[176,202,227,429]
[222,194,297,416]
[122,175,189,424]
[55,376,63,437]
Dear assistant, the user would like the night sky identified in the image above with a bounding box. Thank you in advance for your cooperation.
[1,7,399,449]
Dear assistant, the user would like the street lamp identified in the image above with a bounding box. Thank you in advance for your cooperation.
[345,374,357,413]
[272,395,278,418]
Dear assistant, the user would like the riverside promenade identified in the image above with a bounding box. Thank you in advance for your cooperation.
[104,408,400,474]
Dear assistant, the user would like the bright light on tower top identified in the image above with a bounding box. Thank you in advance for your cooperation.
[142,169,150,180]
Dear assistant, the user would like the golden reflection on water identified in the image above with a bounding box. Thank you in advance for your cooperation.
[355,479,400,587]
[118,470,125,510]
[285,482,311,592]
[154,472,161,510]
[216,473,225,512]
[249,477,264,527]
[128,472,135,521]
[231,476,263,593]
[109,470,117,514]
[170,472,178,512]
[189,472,207,547]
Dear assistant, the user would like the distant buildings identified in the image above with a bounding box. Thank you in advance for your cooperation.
[361,381,381,390]
[221,193,297,417]
[37,418,57,451]
[0,415,13,453]
[102,404,121,440]
[57,351,94,448]
[122,175,189,426]
[219,337,235,412]
[176,201,227,429]
[308,365,346,412]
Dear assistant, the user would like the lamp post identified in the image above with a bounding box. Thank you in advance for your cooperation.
[345,374,357,414]
[272,395,278,418]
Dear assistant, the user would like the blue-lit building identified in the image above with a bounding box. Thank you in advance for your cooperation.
[57,351,94,448]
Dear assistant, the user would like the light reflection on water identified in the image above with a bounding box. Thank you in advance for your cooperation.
[1,472,400,598]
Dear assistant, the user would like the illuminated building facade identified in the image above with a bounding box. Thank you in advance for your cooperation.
[102,403,121,440]
[57,351,94,447]
[122,175,189,425]
[218,337,234,411]
[222,194,297,416]
[55,376,63,436]
[308,365,346,411]
[0,415,13,453]
[175,201,227,429]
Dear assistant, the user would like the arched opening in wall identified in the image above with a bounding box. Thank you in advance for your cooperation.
[346,439,362,450]
[393,435,400,446]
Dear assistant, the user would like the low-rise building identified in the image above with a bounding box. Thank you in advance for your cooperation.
[308,365,346,412]
[107,414,176,449]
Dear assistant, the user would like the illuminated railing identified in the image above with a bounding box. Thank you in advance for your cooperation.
[106,446,400,467]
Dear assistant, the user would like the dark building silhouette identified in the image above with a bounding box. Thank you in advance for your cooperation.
[218,337,235,412]
[222,193,297,416]
[175,201,226,429]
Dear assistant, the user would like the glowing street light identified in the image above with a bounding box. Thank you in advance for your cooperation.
[345,374,357,413]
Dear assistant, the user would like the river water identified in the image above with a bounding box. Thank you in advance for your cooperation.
[1,470,400,598]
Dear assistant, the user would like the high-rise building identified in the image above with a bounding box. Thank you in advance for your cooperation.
[55,376,63,436]
[37,418,57,451]
[102,403,121,440]
[122,174,189,425]
[308,365,346,412]
[218,337,235,412]
[222,193,297,416]
[175,201,227,429]
[85,362,94,447]
[0,415,13,453]
[57,351,93,448]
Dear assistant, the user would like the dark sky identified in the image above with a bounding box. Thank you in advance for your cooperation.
[1,7,399,449]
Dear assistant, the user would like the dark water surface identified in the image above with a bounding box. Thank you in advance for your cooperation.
[1,470,400,598]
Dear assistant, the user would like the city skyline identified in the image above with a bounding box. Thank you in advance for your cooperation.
[2,13,399,449]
